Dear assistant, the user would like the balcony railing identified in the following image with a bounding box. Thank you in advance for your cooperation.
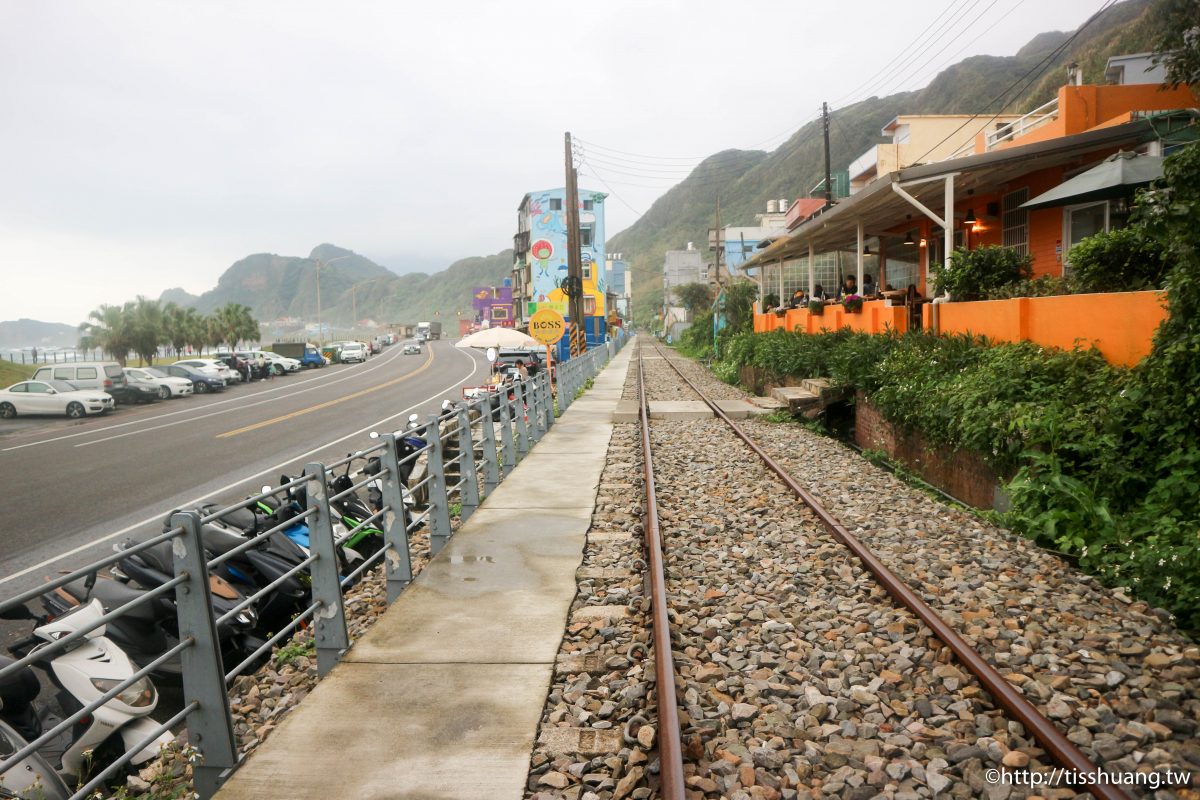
[985,98,1059,150]
[513,230,530,256]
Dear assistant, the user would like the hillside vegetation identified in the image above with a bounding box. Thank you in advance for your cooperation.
[160,244,512,326]
[607,0,1166,323]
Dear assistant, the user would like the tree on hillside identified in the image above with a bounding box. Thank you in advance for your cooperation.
[1152,0,1200,89]
[126,296,166,365]
[673,282,715,317]
[163,303,198,357]
[78,304,132,365]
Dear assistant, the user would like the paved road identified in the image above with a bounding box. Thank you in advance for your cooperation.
[0,340,489,600]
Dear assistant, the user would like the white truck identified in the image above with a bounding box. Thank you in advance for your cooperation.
[415,321,442,340]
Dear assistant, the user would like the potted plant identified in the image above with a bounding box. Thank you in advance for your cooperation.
[842,294,864,313]
[808,300,824,315]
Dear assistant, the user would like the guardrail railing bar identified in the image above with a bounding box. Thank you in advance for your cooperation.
[424,412,454,555]
[478,401,501,497]
[224,600,321,683]
[200,474,311,523]
[378,433,415,602]
[498,391,516,476]
[216,553,318,626]
[71,700,200,800]
[513,380,530,457]
[302,463,350,677]
[170,510,238,800]
[455,406,481,523]
[206,507,318,570]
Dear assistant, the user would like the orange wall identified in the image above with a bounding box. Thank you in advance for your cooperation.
[996,83,1197,151]
[929,290,1167,366]
[755,300,909,336]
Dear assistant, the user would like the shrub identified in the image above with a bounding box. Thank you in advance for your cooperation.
[842,294,864,313]
[1067,226,1171,293]
[984,275,1079,300]
[932,245,1032,301]
[808,300,824,315]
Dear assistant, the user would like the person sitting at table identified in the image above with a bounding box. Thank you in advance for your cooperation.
[862,274,877,297]
[811,284,827,302]
[837,275,858,299]
[789,288,807,308]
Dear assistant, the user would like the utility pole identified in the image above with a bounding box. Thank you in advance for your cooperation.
[822,102,833,210]
[564,131,586,358]
[712,195,723,290]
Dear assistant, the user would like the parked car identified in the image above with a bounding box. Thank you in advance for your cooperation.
[175,358,237,384]
[236,351,301,375]
[339,342,367,363]
[32,362,127,397]
[125,367,194,399]
[0,380,114,419]
[402,341,422,355]
[161,364,226,393]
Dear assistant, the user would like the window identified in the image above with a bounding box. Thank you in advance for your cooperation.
[580,225,594,247]
[8,383,26,393]
[583,296,596,315]
[104,366,123,378]
[26,382,49,394]
[549,198,563,211]
[1063,201,1109,273]
[1002,188,1029,257]
[582,263,592,280]
[54,368,72,380]
[491,306,509,320]
[77,367,98,379]
[583,200,594,210]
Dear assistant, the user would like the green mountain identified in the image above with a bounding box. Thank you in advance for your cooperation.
[161,244,512,326]
[607,0,1166,322]
[0,318,79,348]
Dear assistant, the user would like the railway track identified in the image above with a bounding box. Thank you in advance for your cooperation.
[633,340,1128,800]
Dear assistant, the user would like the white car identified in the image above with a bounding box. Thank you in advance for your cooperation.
[236,351,300,375]
[125,367,194,399]
[339,343,367,363]
[174,359,232,383]
[0,380,114,419]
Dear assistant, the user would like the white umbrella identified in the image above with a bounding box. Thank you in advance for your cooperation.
[454,327,541,349]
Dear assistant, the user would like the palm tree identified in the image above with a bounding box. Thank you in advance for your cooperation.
[78,304,132,365]
[126,296,166,365]
[211,303,259,350]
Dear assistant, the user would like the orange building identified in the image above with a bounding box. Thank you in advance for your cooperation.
[741,61,1196,365]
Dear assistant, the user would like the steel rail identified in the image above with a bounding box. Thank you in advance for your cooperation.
[635,344,686,800]
[649,342,1129,800]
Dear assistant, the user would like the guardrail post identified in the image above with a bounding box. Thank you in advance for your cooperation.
[424,415,454,555]
[512,379,530,457]
[303,463,350,677]
[526,378,543,444]
[477,399,501,495]
[377,435,414,603]
[455,407,481,523]
[540,372,554,431]
[169,510,237,800]
[498,394,517,476]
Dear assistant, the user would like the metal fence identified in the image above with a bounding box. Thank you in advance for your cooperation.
[0,332,629,799]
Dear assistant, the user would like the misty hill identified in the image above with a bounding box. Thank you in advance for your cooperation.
[0,318,79,348]
[161,244,512,325]
[607,0,1164,321]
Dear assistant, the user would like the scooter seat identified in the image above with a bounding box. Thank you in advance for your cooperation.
[199,524,249,555]
[62,578,162,623]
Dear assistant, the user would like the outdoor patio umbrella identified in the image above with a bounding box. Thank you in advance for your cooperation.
[1020,151,1163,211]
[454,327,541,349]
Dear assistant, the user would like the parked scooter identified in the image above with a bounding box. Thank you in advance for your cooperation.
[0,718,70,800]
[0,598,173,785]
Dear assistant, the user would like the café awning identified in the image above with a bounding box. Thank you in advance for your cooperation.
[1020,151,1163,211]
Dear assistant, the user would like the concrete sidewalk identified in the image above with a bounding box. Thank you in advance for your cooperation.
[215,341,635,800]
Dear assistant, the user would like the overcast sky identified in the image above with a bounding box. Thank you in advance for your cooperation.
[1,0,1110,324]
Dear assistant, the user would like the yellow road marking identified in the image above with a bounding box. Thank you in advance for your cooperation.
[217,349,435,438]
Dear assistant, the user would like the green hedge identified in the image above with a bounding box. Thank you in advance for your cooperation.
[715,327,1198,634]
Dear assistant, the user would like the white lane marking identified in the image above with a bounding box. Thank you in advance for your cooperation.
[0,347,484,587]
[2,347,407,453]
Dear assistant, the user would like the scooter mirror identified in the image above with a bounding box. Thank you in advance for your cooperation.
[369,431,380,439]
[262,485,273,494]
[83,571,98,601]
[441,399,452,411]
[485,347,497,363]
[408,413,419,423]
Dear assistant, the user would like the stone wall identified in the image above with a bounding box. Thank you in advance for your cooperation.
[854,392,1007,510]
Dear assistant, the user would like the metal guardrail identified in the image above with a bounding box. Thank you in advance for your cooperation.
[0,356,620,799]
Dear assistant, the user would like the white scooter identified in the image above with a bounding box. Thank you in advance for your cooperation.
[1,599,174,783]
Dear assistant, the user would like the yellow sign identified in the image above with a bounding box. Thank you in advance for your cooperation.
[529,308,566,345]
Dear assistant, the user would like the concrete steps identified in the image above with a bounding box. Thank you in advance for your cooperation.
[769,378,845,419]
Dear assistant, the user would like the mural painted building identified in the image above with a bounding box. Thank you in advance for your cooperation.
[471,282,515,329]
[513,187,608,361]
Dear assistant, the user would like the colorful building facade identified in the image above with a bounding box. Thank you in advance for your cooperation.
[471,283,515,329]
[513,187,608,361]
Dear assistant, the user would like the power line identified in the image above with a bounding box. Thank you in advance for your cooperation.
[911,0,1119,164]
[868,0,999,100]
[579,159,645,217]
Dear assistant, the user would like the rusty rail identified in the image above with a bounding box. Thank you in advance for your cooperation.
[636,344,686,800]
[647,342,1129,800]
